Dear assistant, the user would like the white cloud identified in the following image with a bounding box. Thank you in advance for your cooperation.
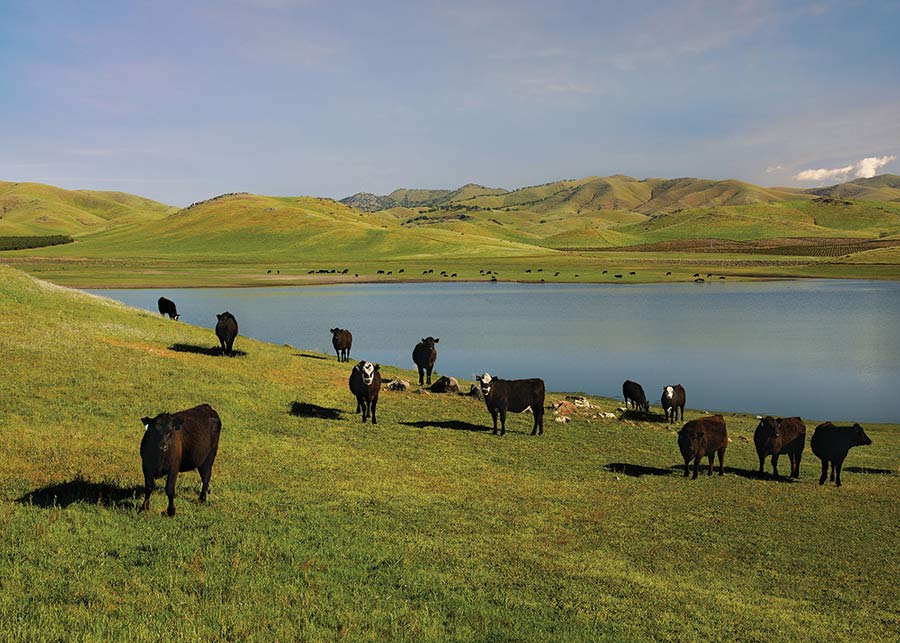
[794,155,896,182]
[765,164,785,173]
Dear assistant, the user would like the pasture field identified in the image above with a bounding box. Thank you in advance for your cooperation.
[1,265,898,642]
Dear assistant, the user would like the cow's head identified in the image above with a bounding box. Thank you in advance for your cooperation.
[755,416,781,451]
[359,361,379,385]
[663,385,674,402]
[476,372,493,397]
[331,328,340,336]
[421,337,439,348]
[852,423,873,446]
[678,426,705,458]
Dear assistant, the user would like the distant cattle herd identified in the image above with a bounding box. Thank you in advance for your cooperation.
[143,296,877,516]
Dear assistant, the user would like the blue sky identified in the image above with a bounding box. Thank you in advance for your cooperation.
[1,0,898,205]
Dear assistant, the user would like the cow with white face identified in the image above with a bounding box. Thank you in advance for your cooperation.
[476,372,545,436]
[661,384,686,423]
[349,360,381,424]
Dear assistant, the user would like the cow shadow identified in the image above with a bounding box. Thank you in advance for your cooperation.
[18,476,144,509]
[400,420,491,433]
[667,464,796,483]
[605,462,674,477]
[168,343,247,357]
[843,467,896,475]
[289,401,344,420]
[620,409,669,423]
[296,353,328,360]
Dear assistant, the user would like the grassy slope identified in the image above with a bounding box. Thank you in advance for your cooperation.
[1,265,898,642]
[0,181,174,236]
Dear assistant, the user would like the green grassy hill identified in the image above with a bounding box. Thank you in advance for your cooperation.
[0,181,174,236]
[1,264,897,641]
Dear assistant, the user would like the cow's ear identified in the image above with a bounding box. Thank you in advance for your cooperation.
[421,338,426,343]
[172,417,185,431]
[374,364,380,371]
[434,338,440,343]
[141,416,151,428]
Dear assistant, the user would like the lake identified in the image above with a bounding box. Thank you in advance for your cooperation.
[88,280,900,423]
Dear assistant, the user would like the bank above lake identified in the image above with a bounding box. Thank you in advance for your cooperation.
[90,279,900,423]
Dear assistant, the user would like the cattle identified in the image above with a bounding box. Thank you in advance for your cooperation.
[349,361,381,424]
[614,274,623,279]
[629,271,636,275]
[754,416,806,479]
[678,415,727,479]
[476,373,545,436]
[661,384,686,423]
[666,271,672,276]
[811,422,872,487]
[412,337,439,385]
[139,404,222,516]
[330,328,352,362]
[622,380,650,413]
[157,296,179,320]
[602,270,607,274]
[215,312,238,356]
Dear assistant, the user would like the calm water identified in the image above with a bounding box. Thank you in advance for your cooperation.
[88,280,900,423]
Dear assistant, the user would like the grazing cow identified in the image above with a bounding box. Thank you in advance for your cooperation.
[629,271,636,275]
[330,328,352,362]
[661,384,686,423]
[693,273,700,277]
[349,361,381,424]
[215,312,238,356]
[811,422,872,487]
[614,274,623,279]
[139,404,221,516]
[754,416,806,479]
[666,271,672,276]
[602,270,608,274]
[623,380,650,413]
[476,373,545,436]
[694,278,705,283]
[412,337,439,385]
[678,415,727,479]
[157,296,179,320]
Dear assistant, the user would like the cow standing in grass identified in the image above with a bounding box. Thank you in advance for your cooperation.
[623,380,650,413]
[215,312,239,356]
[139,404,222,517]
[157,297,179,320]
[661,384,686,423]
[412,337,439,385]
[349,361,381,424]
[476,373,545,436]
[678,415,727,479]
[754,416,806,479]
[330,328,352,362]
[811,422,872,487]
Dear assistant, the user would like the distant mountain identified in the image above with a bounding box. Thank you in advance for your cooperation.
[0,181,174,236]
[807,174,900,201]
[341,184,507,211]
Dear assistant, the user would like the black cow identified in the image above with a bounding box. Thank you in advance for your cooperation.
[811,422,872,487]
[754,416,806,479]
[476,373,545,436]
[623,380,650,413]
[330,328,352,362]
[215,312,238,356]
[139,404,222,517]
[661,384,686,423]
[678,415,727,479]
[157,296,179,320]
[349,361,381,424]
[412,337,439,385]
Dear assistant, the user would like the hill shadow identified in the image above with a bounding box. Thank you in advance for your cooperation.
[18,476,143,509]
[289,401,344,420]
[605,462,673,477]
[400,420,491,433]
[844,467,896,475]
[168,343,247,357]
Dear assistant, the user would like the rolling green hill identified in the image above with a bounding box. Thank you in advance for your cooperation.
[0,181,175,236]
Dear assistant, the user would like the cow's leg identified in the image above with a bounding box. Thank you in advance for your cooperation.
[819,458,828,485]
[792,449,802,478]
[426,366,432,385]
[536,408,543,435]
[771,453,780,479]
[692,456,700,479]
[417,366,424,386]
[758,454,765,476]
[370,397,377,425]
[165,468,178,517]
[717,448,725,476]
[491,409,499,435]
[499,409,507,436]
[361,399,369,423]
[834,457,844,487]
[355,396,361,414]
[829,463,836,482]
[707,453,714,476]
[141,472,154,512]
[679,406,685,421]
[198,462,212,503]
[683,458,690,477]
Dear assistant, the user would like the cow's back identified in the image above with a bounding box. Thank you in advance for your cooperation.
[778,417,806,450]
[174,404,222,471]
[681,415,727,454]
[811,422,841,458]
[503,378,545,413]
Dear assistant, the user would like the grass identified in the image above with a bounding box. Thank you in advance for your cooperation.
[1,264,898,641]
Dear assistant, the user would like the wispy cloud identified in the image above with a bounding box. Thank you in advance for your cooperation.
[794,155,896,181]
[766,164,785,173]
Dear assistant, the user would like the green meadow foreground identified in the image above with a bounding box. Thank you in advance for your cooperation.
[1,265,898,642]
